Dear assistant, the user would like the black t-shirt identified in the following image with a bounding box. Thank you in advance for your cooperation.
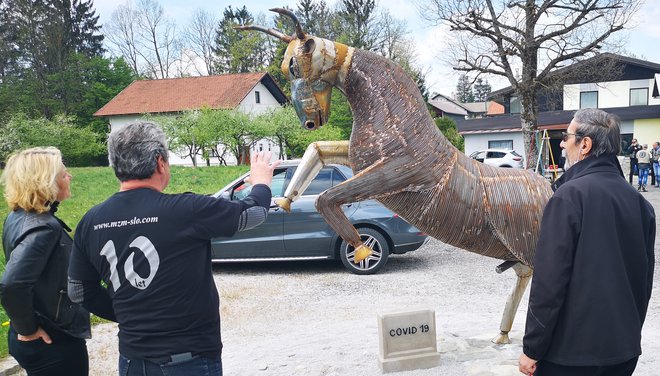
[69,186,271,363]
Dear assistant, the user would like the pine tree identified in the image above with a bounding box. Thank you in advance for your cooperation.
[0,0,107,122]
[213,6,272,74]
[338,0,377,50]
[472,77,491,102]
[455,74,474,103]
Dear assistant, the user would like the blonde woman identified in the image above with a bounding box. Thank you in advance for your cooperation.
[0,147,90,375]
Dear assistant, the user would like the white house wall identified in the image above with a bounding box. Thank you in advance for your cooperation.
[238,82,282,115]
[564,79,660,110]
[108,115,140,131]
[106,83,285,167]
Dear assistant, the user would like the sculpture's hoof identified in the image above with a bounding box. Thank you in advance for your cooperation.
[491,331,510,344]
[354,245,372,263]
[274,197,292,213]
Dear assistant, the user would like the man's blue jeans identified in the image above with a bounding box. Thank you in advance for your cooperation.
[638,165,650,186]
[119,354,222,376]
[654,162,660,186]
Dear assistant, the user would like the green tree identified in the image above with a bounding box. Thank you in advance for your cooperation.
[0,0,105,120]
[296,0,335,38]
[472,78,491,102]
[0,113,105,166]
[156,110,215,168]
[213,6,271,73]
[0,1,20,78]
[326,90,353,140]
[205,109,272,165]
[336,0,378,50]
[435,117,464,152]
[254,106,299,160]
[80,57,136,134]
[455,74,474,103]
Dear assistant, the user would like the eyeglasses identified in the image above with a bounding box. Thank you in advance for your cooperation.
[562,131,583,142]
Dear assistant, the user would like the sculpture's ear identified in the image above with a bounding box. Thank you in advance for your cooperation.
[303,38,316,54]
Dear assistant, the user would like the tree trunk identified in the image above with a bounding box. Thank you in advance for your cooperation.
[519,87,539,171]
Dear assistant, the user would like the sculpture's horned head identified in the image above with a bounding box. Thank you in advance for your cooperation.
[236,8,352,131]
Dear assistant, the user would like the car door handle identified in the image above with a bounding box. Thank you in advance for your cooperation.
[269,205,280,211]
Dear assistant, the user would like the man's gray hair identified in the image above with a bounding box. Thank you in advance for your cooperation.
[572,108,621,157]
[108,121,169,182]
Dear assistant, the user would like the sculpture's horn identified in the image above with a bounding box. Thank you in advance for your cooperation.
[233,25,293,43]
[269,7,305,40]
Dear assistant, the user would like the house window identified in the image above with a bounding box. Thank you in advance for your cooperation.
[630,88,648,106]
[510,96,521,114]
[579,91,598,109]
[489,140,514,150]
[255,91,261,103]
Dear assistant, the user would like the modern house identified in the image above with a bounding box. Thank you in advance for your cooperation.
[455,53,660,167]
[428,93,504,122]
[94,72,288,166]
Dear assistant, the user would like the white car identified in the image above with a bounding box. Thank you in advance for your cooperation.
[468,149,524,169]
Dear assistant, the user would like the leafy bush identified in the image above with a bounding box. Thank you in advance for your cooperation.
[0,113,106,166]
[435,117,465,152]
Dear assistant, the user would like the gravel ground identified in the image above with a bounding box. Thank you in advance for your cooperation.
[5,173,656,375]
[78,187,660,376]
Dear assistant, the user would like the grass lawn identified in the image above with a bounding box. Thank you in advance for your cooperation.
[0,164,249,358]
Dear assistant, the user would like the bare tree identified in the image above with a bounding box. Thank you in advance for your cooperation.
[105,4,140,75]
[135,0,180,79]
[419,0,642,168]
[105,0,181,78]
[182,8,216,76]
[376,9,409,61]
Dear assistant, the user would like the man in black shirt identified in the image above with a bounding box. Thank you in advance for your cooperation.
[68,121,279,375]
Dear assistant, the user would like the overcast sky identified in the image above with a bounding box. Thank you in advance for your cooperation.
[93,0,660,96]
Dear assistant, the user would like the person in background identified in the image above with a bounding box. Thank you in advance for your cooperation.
[68,121,279,376]
[519,109,655,376]
[1,148,102,376]
[636,144,651,192]
[627,138,642,184]
[652,142,660,188]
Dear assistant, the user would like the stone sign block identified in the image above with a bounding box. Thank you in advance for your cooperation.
[377,309,441,373]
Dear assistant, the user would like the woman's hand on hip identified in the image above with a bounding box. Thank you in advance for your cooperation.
[17,327,52,344]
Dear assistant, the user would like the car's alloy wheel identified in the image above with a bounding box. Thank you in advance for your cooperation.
[339,228,389,275]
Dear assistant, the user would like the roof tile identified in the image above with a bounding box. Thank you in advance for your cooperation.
[95,72,268,116]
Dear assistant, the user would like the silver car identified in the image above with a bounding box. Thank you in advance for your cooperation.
[211,160,428,274]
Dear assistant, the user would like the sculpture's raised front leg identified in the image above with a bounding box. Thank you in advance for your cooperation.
[315,159,423,263]
[275,141,350,212]
[492,262,532,344]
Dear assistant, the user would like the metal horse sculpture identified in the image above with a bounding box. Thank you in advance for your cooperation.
[239,8,553,344]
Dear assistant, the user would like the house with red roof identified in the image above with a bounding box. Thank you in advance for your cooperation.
[95,72,288,166]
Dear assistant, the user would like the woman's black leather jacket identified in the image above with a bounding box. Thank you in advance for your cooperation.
[1,207,90,339]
